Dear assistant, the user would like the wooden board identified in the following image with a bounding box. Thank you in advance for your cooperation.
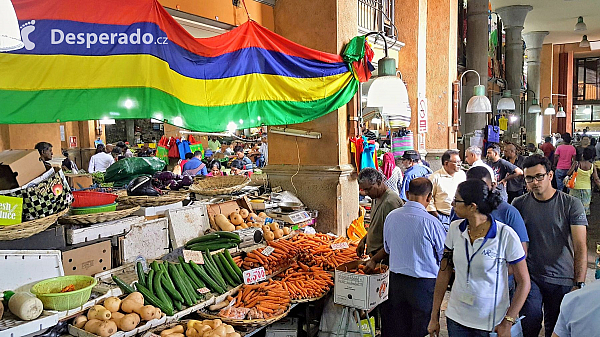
[166,204,210,249]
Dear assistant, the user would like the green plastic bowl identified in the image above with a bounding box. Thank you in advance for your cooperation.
[71,202,118,215]
[31,275,97,311]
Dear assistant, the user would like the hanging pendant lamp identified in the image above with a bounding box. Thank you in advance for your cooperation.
[580,35,590,48]
[574,16,587,32]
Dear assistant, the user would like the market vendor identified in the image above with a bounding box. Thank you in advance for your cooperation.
[182,150,208,176]
[202,149,214,166]
[356,167,403,258]
[229,159,245,176]
[34,141,53,171]
[61,150,78,173]
[234,147,253,170]
[208,161,226,177]
[88,144,115,173]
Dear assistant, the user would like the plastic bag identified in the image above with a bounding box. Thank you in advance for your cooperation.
[104,157,166,186]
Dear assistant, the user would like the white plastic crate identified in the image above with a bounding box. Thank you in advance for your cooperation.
[66,216,144,245]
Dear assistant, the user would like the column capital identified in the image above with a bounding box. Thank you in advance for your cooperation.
[496,5,533,29]
[523,31,549,50]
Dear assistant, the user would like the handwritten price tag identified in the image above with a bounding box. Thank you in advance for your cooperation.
[243,267,266,285]
[331,242,349,250]
[261,246,275,257]
[183,250,204,264]
[197,287,211,294]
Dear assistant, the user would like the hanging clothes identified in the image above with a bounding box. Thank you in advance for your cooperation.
[167,137,179,158]
[499,116,508,131]
[361,136,376,170]
[350,137,364,170]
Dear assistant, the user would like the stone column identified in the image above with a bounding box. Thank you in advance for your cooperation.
[462,0,489,137]
[496,5,532,139]
[523,31,548,144]
[267,0,359,236]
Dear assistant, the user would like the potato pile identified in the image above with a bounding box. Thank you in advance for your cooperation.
[261,222,290,241]
[159,319,240,337]
[213,209,269,232]
[72,293,161,336]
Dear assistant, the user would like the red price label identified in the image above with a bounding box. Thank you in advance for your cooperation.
[243,267,266,285]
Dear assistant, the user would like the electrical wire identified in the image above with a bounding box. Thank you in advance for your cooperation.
[290,137,300,195]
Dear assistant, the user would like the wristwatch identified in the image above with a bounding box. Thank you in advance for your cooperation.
[575,282,586,288]
[504,315,517,325]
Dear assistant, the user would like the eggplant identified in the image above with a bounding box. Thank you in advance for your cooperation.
[181,175,193,186]
[154,171,175,181]
[165,179,179,190]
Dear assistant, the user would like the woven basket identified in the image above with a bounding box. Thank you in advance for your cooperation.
[58,205,141,225]
[197,306,291,327]
[290,291,329,303]
[0,208,69,241]
[189,176,250,195]
[116,190,189,207]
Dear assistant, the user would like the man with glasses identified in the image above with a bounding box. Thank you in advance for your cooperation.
[427,150,466,230]
[512,155,588,337]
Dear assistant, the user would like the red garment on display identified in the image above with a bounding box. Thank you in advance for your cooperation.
[167,137,180,158]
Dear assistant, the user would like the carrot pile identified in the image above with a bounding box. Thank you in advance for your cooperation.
[341,263,387,275]
[241,239,299,275]
[232,255,243,268]
[291,233,360,270]
[229,279,291,319]
[275,262,334,300]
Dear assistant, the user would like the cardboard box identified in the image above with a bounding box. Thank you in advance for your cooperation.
[0,224,66,250]
[0,150,46,190]
[266,317,299,337]
[65,173,94,190]
[205,196,254,229]
[334,261,389,310]
[62,240,112,276]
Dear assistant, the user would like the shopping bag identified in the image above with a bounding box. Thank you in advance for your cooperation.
[189,143,204,157]
[564,171,577,189]
[391,133,413,158]
[359,317,376,337]
[156,146,169,165]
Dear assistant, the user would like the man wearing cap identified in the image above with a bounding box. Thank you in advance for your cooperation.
[399,150,432,202]
[202,149,214,166]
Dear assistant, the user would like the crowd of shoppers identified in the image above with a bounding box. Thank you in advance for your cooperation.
[358,133,596,337]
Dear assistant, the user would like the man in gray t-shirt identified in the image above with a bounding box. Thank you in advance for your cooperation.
[512,155,588,337]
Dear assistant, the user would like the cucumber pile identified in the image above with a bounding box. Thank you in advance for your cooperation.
[112,250,244,316]
[184,231,241,251]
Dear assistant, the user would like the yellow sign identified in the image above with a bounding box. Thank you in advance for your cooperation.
[0,195,23,225]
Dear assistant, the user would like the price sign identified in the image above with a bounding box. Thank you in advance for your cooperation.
[261,246,275,257]
[243,267,266,285]
[331,242,350,250]
[183,250,204,264]
[197,287,211,294]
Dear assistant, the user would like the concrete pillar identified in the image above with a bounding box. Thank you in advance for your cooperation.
[126,120,136,145]
[267,0,359,235]
[523,31,548,143]
[496,5,532,139]
[463,0,489,136]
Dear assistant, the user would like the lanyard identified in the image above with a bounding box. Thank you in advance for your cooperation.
[464,237,489,285]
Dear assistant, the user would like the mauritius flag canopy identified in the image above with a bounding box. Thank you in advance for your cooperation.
[0,0,370,132]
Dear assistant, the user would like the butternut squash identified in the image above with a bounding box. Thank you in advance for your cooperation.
[73,315,87,329]
[273,228,284,239]
[103,297,121,312]
[283,227,291,235]
[84,319,118,337]
[268,222,279,231]
[124,292,144,304]
[114,312,140,331]
[160,325,184,336]
[264,231,275,241]
[214,214,235,231]
[87,305,112,321]
[261,225,270,233]
[258,212,268,219]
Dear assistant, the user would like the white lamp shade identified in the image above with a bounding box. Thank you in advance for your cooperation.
[544,104,556,115]
[497,97,516,110]
[0,0,24,52]
[528,104,542,114]
[556,107,566,117]
[367,76,412,127]
[575,17,587,32]
[466,85,492,113]
[580,35,590,48]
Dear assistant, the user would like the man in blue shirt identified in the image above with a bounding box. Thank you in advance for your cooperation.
[364,177,446,337]
[182,150,208,176]
[399,150,432,201]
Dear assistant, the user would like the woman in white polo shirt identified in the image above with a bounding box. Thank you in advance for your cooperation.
[428,179,530,337]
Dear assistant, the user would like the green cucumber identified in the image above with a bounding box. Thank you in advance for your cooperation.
[202,252,226,289]
[188,242,239,251]
[153,271,173,312]
[136,262,146,287]
[168,263,193,306]
[160,274,183,302]
[150,260,161,272]
[176,263,199,302]
[214,253,237,287]
[135,282,173,316]
[213,231,241,241]
[190,261,225,294]
[112,275,135,294]
[173,300,182,311]
[224,250,244,280]
[147,269,155,296]
[178,256,205,289]
[219,252,241,284]
[185,233,221,246]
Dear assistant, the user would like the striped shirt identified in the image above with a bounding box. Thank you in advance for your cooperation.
[383,201,447,278]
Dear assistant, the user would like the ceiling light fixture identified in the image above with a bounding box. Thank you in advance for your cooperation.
[556,106,566,118]
[458,69,492,114]
[497,90,516,111]
[580,35,590,48]
[574,16,587,32]
[0,0,24,51]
